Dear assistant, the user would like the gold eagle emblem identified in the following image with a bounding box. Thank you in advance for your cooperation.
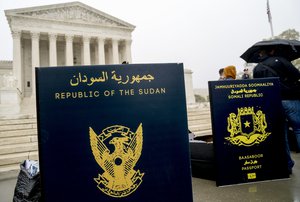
[89,124,144,198]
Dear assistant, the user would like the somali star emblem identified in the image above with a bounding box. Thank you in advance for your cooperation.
[244,121,251,128]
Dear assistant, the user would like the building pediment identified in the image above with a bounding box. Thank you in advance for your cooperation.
[5,1,135,29]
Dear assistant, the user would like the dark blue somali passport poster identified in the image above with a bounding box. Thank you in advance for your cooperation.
[208,78,289,186]
[35,63,193,202]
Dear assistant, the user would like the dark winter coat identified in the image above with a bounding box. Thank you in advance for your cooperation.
[253,56,300,100]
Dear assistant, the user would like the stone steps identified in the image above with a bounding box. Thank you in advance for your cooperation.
[0,117,38,180]
[188,114,210,119]
[0,164,20,180]
[0,128,37,138]
[0,106,212,180]
[0,136,37,146]
[189,123,212,131]
[0,151,38,166]
[0,142,38,155]
[0,118,36,126]
[187,107,212,137]
[188,118,211,125]
[194,129,213,137]
[0,123,36,132]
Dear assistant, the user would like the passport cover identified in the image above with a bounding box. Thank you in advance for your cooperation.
[208,78,289,186]
[36,63,193,202]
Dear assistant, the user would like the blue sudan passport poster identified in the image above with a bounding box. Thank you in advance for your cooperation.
[208,78,289,186]
[35,63,193,202]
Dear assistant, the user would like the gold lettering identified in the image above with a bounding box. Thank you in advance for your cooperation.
[215,84,248,89]
[119,89,135,96]
[54,91,100,100]
[55,93,60,99]
[228,94,243,99]
[241,165,262,171]
[138,88,166,95]
[248,82,274,87]
[94,91,100,97]
[244,93,263,98]
[239,154,263,160]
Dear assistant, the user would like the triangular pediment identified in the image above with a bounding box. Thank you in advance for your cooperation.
[5,1,135,29]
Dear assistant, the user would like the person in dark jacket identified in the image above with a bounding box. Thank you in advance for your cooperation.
[253,48,300,174]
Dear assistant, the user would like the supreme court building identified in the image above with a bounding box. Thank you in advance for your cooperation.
[0,1,195,116]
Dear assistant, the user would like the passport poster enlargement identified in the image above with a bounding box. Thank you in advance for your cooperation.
[36,63,193,202]
[208,78,289,186]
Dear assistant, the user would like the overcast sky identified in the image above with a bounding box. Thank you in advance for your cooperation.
[1,0,300,88]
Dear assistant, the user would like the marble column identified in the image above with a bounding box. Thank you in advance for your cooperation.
[12,30,22,93]
[112,39,119,64]
[49,33,57,66]
[184,69,196,105]
[83,36,91,65]
[31,32,40,97]
[97,37,105,65]
[65,35,74,66]
[125,40,132,63]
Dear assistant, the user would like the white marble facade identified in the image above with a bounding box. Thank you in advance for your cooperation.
[1,1,195,116]
[6,2,134,99]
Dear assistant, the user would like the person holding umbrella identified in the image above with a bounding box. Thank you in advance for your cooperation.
[241,39,300,174]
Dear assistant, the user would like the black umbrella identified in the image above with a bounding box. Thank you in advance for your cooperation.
[240,39,300,63]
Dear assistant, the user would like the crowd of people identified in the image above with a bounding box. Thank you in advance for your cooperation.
[218,66,250,80]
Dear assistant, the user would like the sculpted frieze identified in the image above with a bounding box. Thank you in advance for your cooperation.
[19,6,126,27]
